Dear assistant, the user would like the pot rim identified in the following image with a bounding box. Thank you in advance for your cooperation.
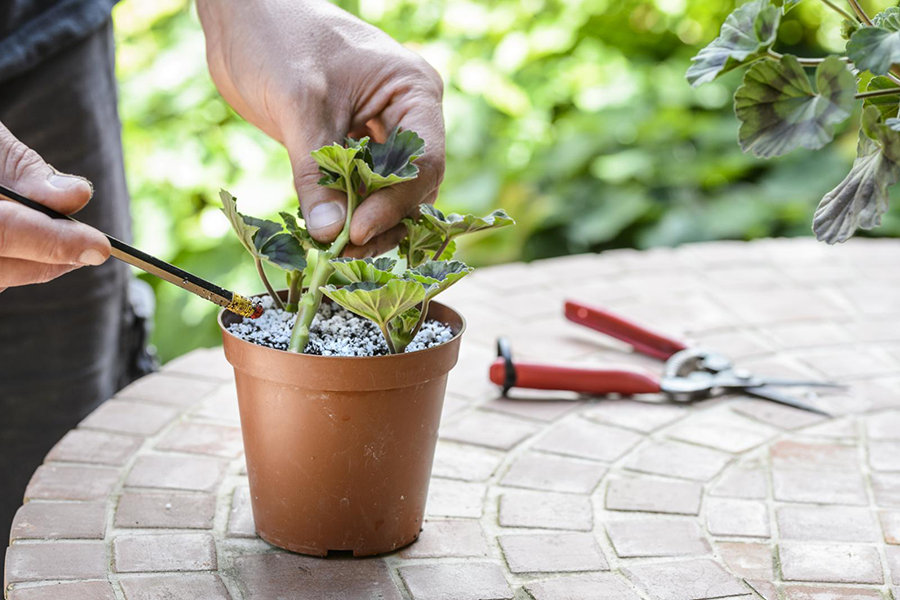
[217,294,467,362]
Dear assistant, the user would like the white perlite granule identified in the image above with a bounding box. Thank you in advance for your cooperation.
[227,295,454,356]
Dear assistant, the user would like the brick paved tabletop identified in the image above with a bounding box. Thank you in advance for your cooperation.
[6,237,900,600]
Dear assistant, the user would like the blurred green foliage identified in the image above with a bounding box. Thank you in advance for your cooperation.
[112,0,897,362]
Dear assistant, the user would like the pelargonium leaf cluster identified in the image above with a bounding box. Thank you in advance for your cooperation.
[687,0,900,243]
[222,129,516,354]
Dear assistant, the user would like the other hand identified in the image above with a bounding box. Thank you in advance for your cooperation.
[197,0,445,257]
[0,121,109,293]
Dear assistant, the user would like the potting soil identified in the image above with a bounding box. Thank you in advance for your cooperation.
[226,295,454,356]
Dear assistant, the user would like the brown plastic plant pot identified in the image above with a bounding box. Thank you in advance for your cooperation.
[218,295,465,557]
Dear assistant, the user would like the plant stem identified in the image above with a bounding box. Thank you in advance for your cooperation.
[767,50,851,65]
[287,185,357,353]
[286,270,302,311]
[856,87,900,98]
[819,0,858,22]
[848,0,873,25]
[409,298,431,343]
[433,235,453,263]
[380,324,397,354]
[255,258,284,310]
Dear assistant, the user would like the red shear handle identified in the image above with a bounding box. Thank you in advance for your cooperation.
[489,358,661,395]
[564,300,687,361]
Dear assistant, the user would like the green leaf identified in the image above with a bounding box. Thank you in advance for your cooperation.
[864,76,900,120]
[406,260,472,301]
[355,128,425,194]
[685,0,780,87]
[320,278,426,331]
[311,139,369,190]
[813,106,900,243]
[841,19,859,41]
[734,55,855,158]
[280,210,328,252]
[398,218,456,266]
[773,0,801,12]
[220,190,291,265]
[219,190,261,254]
[419,205,516,240]
[257,232,307,271]
[847,8,900,75]
[389,306,421,353]
[330,257,398,284]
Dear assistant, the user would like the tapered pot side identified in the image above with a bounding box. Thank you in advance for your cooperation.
[218,297,465,557]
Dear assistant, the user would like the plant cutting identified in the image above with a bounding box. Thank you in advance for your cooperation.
[216,127,513,556]
[686,0,900,243]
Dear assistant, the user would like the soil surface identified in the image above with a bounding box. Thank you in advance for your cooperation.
[227,296,454,356]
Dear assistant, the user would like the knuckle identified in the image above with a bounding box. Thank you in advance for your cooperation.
[2,141,43,183]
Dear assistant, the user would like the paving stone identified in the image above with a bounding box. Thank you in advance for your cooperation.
[777,505,880,542]
[874,473,900,508]
[439,411,539,450]
[5,542,107,583]
[399,563,513,600]
[605,477,702,515]
[731,399,826,431]
[426,478,486,518]
[668,411,777,453]
[745,580,778,600]
[400,520,490,558]
[125,455,227,492]
[715,542,774,579]
[500,452,606,494]
[533,418,643,462]
[117,373,218,407]
[709,463,768,499]
[770,440,858,470]
[431,442,505,482]
[115,491,216,529]
[441,395,470,419]
[192,384,241,423]
[802,349,899,380]
[888,546,900,585]
[781,586,883,600]
[715,289,843,325]
[772,468,868,505]
[46,429,143,466]
[24,464,119,501]
[163,347,233,381]
[867,410,900,439]
[762,321,853,350]
[622,558,749,600]
[779,543,883,584]
[882,511,900,544]
[802,418,858,439]
[606,519,710,558]
[155,421,243,458]
[10,502,106,540]
[499,532,608,573]
[583,400,687,433]
[235,553,402,599]
[499,490,593,531]
[113,532,217,572]
[7,581,116,600]
[119,574,231,600]
[869,440,900,471]
[705,498,769,537]
[692,328,771,358]
[79,400,179,436]
[227,486,256,537]
[525,573,642,600]
[482,395,584,422]
[623,440,732,481]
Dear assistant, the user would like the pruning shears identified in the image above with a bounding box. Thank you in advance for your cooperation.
[489,300,838,416]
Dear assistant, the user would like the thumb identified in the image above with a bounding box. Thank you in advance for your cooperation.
[285,129,348,244]
[0,121,93,215]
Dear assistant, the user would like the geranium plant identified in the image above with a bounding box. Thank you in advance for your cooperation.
[221,128,514,354]
[687,0,900,243]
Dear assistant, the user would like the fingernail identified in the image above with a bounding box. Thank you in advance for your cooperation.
[49,174,91,194]
[362,230,377,246]
[307,202,345,231]
[78,249,106,266]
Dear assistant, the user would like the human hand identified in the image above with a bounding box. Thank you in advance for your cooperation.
[197,0,445,257]
[0,122,109,293]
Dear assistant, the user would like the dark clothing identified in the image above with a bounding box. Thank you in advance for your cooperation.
[0,21,151,572]
[0,0,117,83]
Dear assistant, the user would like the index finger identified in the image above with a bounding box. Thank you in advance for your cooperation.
[0,201,111,265]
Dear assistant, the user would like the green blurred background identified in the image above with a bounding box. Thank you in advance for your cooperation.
[111,0,895,362]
